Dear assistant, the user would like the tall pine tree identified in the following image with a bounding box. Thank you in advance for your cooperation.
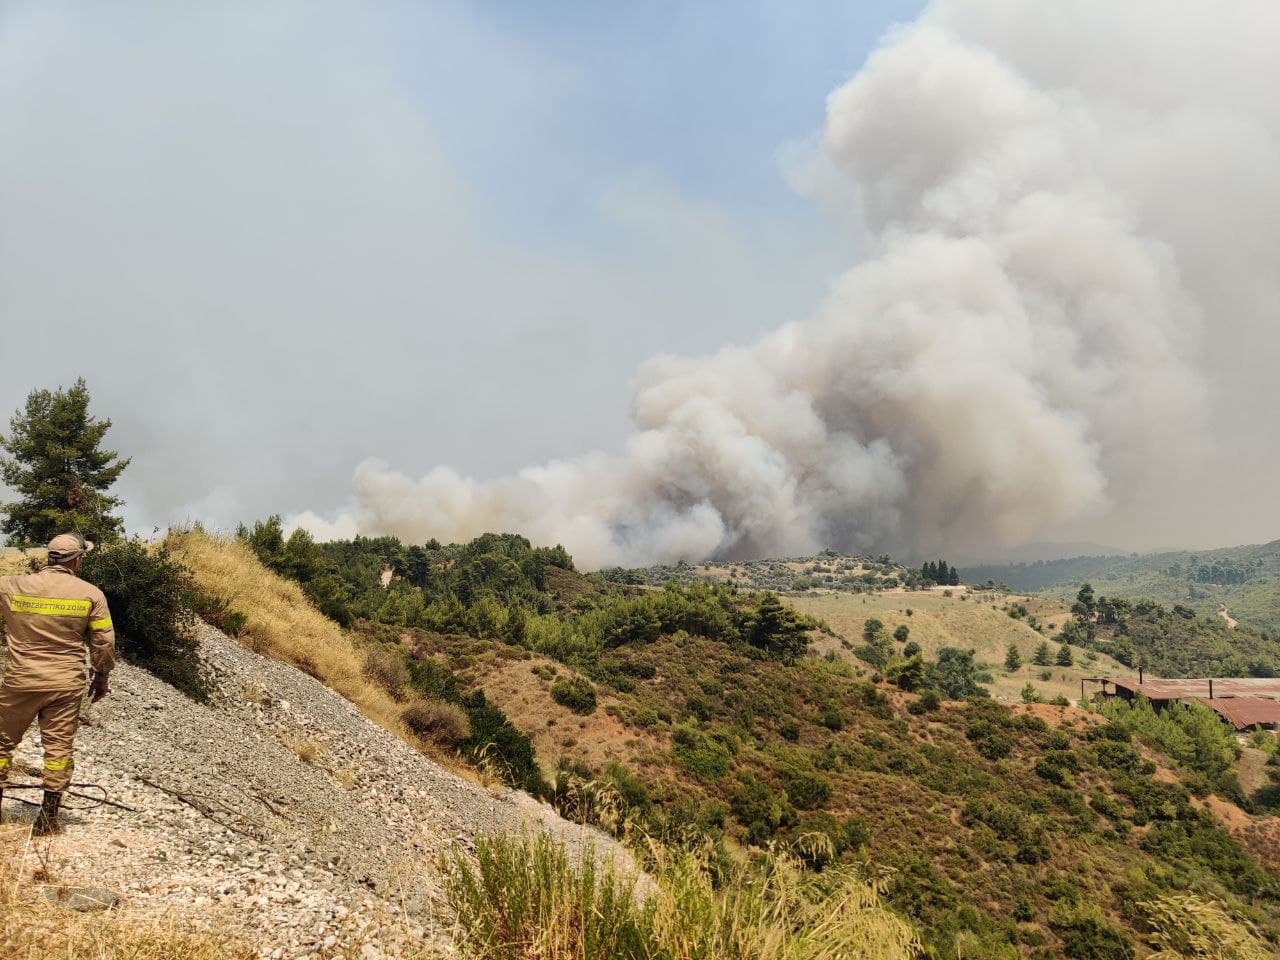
[1,379,130,546]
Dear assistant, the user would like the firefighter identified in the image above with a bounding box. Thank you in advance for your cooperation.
[0,534,115,835]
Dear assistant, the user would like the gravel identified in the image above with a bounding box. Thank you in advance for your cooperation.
[1,623,626,958]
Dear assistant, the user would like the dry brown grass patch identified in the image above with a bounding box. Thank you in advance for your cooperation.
[401,700,470,748]
[281,729,324,764]
[165,529,410,741]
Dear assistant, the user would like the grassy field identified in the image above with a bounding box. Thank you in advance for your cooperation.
[790,587,1139,704]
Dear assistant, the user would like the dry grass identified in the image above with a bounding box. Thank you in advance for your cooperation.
[1141,892,1272,959]
[281,729,324,764]
[0,549,39,577]
[401,701,470,748]
[791,589,1137,703]
[0,825,254,959]
[444,831,920,960]
[166,529,410,740]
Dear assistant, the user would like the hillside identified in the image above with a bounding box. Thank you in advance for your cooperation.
[963,540,1280,636]
[0,620,620,958]
[215,525,1280,958]
[602,553,907,593]
[789,588,1138,705]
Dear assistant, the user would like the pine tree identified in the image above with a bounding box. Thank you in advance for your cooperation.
[1004,643,1022,671]
[1032,641,1054,667]
[1,379,130,545]
[1055,643,1074,667]
[948,564,960,586]
[1072,582,1097,621]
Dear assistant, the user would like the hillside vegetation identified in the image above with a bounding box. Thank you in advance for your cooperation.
[790,588,1137,704]
[204,522,1280,958]
[964,540,1280,636]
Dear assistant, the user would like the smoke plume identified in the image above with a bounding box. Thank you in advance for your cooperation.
[299,0,1280,568]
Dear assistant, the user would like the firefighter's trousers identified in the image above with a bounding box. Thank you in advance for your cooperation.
[0,684,82,792]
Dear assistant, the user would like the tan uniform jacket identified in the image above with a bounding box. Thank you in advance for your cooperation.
[0,564,115,690]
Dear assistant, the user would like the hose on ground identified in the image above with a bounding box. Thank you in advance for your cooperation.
[1,781,137,812]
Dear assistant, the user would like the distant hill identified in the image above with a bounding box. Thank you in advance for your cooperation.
[963,539,1280,636]
[600,553,907,592]
[953,541,1126,565]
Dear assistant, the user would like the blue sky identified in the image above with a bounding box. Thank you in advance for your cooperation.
[392,2,923,236]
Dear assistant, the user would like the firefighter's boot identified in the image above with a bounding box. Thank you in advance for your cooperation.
[32,790,61,836]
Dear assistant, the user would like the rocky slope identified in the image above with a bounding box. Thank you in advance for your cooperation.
[0,623,623,958]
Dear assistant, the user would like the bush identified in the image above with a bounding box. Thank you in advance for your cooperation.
[908,688,941,715]
[362,647,409,700]
[462,690,547,795]
[820,707,844,731]
[785,772,831,809]
[1048,904,1134,960]
[188,590,247,638]
[551,676,598,715]
[401,700,471,747]
[731,778,794,845]
[1035,750,1080,786]
[929,647,988,700]
[674,731,732,781]
[80,538,209,700]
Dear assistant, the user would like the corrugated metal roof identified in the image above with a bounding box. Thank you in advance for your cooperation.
[1107,678,1280,700]
[1102,677,1280,729]
[1202,697,1280,730]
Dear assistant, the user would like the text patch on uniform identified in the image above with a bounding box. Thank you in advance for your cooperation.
[9,595,91,617]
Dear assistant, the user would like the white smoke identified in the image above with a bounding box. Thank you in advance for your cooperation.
[299,0,1280,568]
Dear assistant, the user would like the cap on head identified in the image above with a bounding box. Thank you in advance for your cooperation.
[47,533,94,564]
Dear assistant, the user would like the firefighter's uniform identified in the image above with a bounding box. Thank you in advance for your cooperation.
[0,536,115,805]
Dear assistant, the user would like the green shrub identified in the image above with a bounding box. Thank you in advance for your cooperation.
[730,777,794,845]
[81,538,209,700]
[406,654,460,701]
[462,689,547,795]
[1034,750,1080,786]
[551,676,598,715]
[187,590,247,638]
[674,731,732,781]
[785,772,832,810]
[1054,916,1133,960]
[929,647,988,700]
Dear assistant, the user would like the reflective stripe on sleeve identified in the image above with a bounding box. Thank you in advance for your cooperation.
[90,617,113,631]
[10,595,91,617]
[0,758,10,769]
[43,758,71,771]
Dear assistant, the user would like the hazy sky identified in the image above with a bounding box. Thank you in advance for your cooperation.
[3,1,1278,562]
[0,0,921,536]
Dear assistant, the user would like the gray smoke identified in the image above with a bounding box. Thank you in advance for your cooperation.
[297,0,1280,568]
